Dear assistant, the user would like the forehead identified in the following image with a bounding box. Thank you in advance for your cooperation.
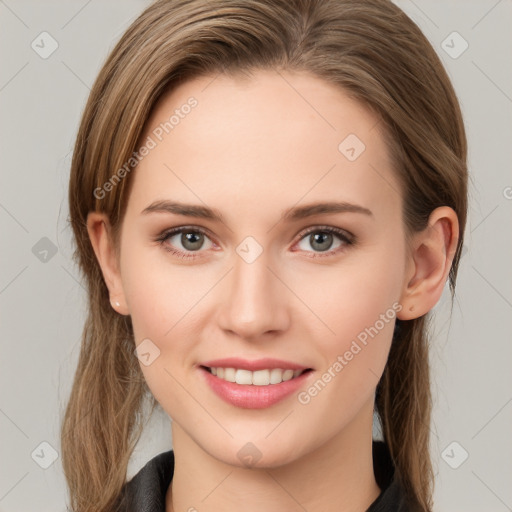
[129,69,401,222]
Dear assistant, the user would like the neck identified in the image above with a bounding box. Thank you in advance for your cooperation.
[166,401,380,512]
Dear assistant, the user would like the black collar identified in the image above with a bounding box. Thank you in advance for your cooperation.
[119,440,417,511]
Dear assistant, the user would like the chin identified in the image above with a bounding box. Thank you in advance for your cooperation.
[205,437,303,470]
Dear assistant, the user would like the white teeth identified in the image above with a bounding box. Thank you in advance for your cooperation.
[269,368,283,384]
[224,367,236,382]
[208,367,305,385]
[235,369,253,385]
[253,370,269,386]
[283,369,295,381]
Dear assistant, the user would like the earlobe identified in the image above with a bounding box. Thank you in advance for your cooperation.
[397,207,459,320]
[86,212,129,315]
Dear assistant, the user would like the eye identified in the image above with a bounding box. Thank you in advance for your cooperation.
[294,226,355,257]
[156,225,355,260]
[156,226,214,259]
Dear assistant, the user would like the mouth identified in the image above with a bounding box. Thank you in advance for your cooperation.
[200,365,313,386]
[198,357,315,408]
[199,364,315,409]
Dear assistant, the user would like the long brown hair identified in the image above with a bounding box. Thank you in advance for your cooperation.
[61,1,468,510]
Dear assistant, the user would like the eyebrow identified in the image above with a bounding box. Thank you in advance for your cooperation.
[141,200,373,222]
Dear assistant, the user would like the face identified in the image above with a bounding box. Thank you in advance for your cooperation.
[112,70,411,467]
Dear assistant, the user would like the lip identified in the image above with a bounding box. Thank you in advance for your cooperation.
[198,365,314,409]
[200,357,311,371]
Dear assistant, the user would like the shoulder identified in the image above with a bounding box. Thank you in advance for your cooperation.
[367,440,423,512]
[117,450,175,512]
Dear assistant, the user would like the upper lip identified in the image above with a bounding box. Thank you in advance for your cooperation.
[200,357,312,371]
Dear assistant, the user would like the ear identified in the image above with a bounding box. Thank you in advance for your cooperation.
[397,206,459,320]
[86,212,129,315]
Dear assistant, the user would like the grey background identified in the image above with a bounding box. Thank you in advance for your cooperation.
[1,1,511,510]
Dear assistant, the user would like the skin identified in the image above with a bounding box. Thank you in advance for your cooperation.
[88,69,459,512]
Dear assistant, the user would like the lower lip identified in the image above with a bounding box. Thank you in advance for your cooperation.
[199,367,313,409]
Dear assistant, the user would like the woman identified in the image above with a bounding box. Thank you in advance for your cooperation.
[60,0,468,511]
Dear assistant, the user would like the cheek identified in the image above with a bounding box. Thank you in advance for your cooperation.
[119,245,217,404]
[120,254,199,409]
[292,238,405,382]
[120,241,206,338]
[292,258,402,429]
[299,241,403,330]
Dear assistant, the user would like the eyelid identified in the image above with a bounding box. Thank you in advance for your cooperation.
[155,225,217,250]
[295,224,355,244]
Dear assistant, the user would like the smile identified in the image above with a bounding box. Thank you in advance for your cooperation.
[199,365,314,409]
[203,366,310,385]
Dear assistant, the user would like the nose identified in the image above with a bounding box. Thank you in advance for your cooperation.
[216,248,290,340]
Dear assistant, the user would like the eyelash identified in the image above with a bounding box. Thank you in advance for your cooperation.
[155,225,356,260]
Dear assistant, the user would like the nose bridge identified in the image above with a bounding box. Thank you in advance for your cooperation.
[217,243,289,338]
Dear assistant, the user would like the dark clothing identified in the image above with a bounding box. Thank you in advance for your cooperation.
[119,440,418,511]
